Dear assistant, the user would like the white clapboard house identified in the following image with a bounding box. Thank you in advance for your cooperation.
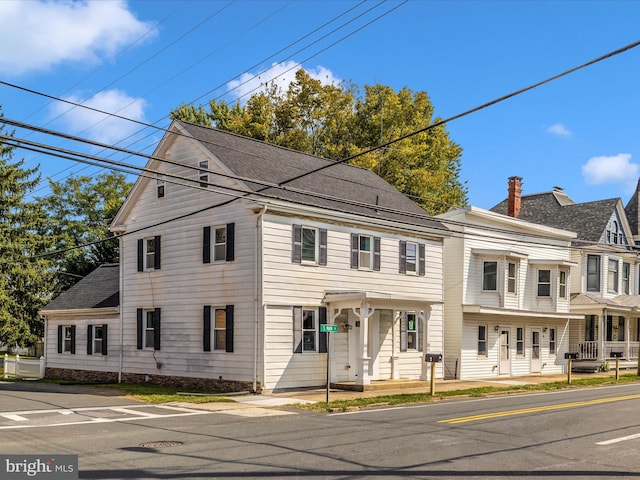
[438,201,583,380]
[43,121,449,392]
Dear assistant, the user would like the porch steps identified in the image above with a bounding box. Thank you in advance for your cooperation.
[330,379,428,392]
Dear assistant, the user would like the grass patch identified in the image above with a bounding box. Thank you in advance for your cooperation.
[299,373,640,413]
[97,383,236,404]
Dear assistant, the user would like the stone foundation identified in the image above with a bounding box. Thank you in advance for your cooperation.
[45,368,260,393]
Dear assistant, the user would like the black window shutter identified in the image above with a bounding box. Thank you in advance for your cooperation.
[400,314,408,352]
[153,308,161,350]
[373,237,381,271]
[137,239,144,272]
[154,236,161,270]
[57,325,63,354]
[293,306,302,353]
[203,306,211,352]
[419,244,426,276]
[319,307,328,353]
[418,316,424,352]
[399,241,407,274]
[87,325,93,355]
[136,308,143,349]
[225,305,234,353]
[319,228,327,266]
[102,324,108,355]
[226,223,235,262]
[70,325,76,354]
[292,225,302,263]
[350,233,359,269]
[203,226,211,264]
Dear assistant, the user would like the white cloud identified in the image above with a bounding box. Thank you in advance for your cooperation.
[227,61,342,101]
[546,123,572,137]
[0,0,154,76]
[582,153,638,188]
[51,90,147,145]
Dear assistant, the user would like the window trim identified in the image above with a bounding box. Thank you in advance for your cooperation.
[482,261,498,291]
[622,262,630,295]
[400,312,423,352]
[608,258,619,293]
[203,224,235,263]
[516,327,524,357]
[137,236,161,271]
[203,305,234,352]
[87,324,108,355]
[507,262,517,294]
[57,325,76,354]
[537,269,551,297]
[293,306,327,354]
[156,177,165,199]
[559,270,568,299]
[549,327,556,355]
[292,225,327,266]
[137,308,161,350]
[586,254,601,292]
[399,241,425,275]
[477,325,488,357]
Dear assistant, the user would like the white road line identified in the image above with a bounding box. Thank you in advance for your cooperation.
[597,433,640,445]
[111,407,159,417]
[0,404,148,416]
[1,413,27,422]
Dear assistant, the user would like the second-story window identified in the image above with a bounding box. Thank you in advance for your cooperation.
[559,270,568,299]
[507,262,517,294]
[199,160,209,187]
[156,177,165,198]
[537,269,551,297]
[608,259,619,293]
[623,262,630,294]
[350,234,380,271]
[292,225,327,266]
[587,255,600,292]
[482,261,497,291]
[358,235,372,269]
[203,224,235,263]
[137,236,161,271]
[399,241,425,275]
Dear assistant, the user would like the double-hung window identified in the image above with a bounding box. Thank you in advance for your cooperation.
[137,308,161,350]
[350,234,380,270]
[477,325,487,357]
[608,259,619,293]
[507,262,517,294]
[292,225,327,265]
[549,328,556,355]
[293,306,327,353]
[358,235,372,269]
[57,325,76,354]
[137,236,161,271]
[537,269,551,297]
[399,241,425,275]
[482,261,497,291]
[203,305,234,352]
[199,160,209,187]
[559,270,568,299]
[203,224,235,263]
[516,327,524,356]
[587,255,600,291]
[87,324,107,355]
[623,262,630,294]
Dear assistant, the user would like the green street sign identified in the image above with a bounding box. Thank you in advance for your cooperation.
[320,324,338,333]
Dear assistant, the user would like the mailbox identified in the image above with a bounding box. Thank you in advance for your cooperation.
[610,351,624,358]
[564,352,579,360]
[425,353,442,363]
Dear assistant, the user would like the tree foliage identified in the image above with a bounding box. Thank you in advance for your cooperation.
[171,69,467,214]
[39,172,132,293]
[0,119,56,347]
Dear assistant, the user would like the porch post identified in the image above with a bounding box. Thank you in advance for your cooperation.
[354,301,375,386]
[625,315,630,360]
[599,310,606,361]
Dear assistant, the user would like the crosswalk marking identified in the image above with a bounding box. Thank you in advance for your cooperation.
[1,413,27,422]
[597,433,640,445]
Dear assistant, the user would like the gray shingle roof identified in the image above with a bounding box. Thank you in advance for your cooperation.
[177,121,446,232]
[491,190,618,242]
[41,264,119,311]
[624,179,640,236]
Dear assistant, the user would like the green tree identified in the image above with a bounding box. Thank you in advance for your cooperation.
[170,68,467,214]
[0,116,56,347]
[39,172,131,292]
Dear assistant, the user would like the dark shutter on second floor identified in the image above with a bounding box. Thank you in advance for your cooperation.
[226,223,235,262]
[351,233,359,268]
[419,244,426,276]
[318,228,327,266]
[399,241,407,274]
[203,226,211,264]
[137,239,144,272]
[373,236,381,271]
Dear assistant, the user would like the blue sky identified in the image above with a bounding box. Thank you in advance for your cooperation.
[1,0,640,210]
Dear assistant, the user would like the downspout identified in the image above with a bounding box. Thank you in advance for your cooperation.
[118,234,124,383]
[254,206,267,393]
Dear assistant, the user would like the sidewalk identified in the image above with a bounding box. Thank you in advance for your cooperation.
[235,371,626,407]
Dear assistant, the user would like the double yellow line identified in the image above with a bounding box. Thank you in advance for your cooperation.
[439,394,640,424]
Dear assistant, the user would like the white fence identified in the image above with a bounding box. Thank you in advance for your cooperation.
[3,354,45,379]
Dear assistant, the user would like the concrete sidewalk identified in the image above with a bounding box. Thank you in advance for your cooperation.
[238,371,629,406]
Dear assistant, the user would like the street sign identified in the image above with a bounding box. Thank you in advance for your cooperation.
[320,324,338,333]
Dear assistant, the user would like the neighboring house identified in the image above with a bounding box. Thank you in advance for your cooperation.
[40,264,120,382]
[492,177,640,368]
[44,121,449,392]
[437,205,583,380]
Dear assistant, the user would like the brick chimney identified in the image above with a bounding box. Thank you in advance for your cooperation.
[507,176,523,217]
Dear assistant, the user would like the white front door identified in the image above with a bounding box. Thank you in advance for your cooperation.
[499,328,511,375]
[531,328,541,373]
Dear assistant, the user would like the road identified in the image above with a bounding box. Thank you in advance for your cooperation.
[2,381,640,479]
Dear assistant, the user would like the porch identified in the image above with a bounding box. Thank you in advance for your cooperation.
[575,341,639,361]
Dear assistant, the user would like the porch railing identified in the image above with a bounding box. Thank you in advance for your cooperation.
[576,342,640,360]
[3,354,45,380]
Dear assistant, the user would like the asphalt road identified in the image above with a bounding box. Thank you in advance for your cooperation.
[2,381,640,479]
